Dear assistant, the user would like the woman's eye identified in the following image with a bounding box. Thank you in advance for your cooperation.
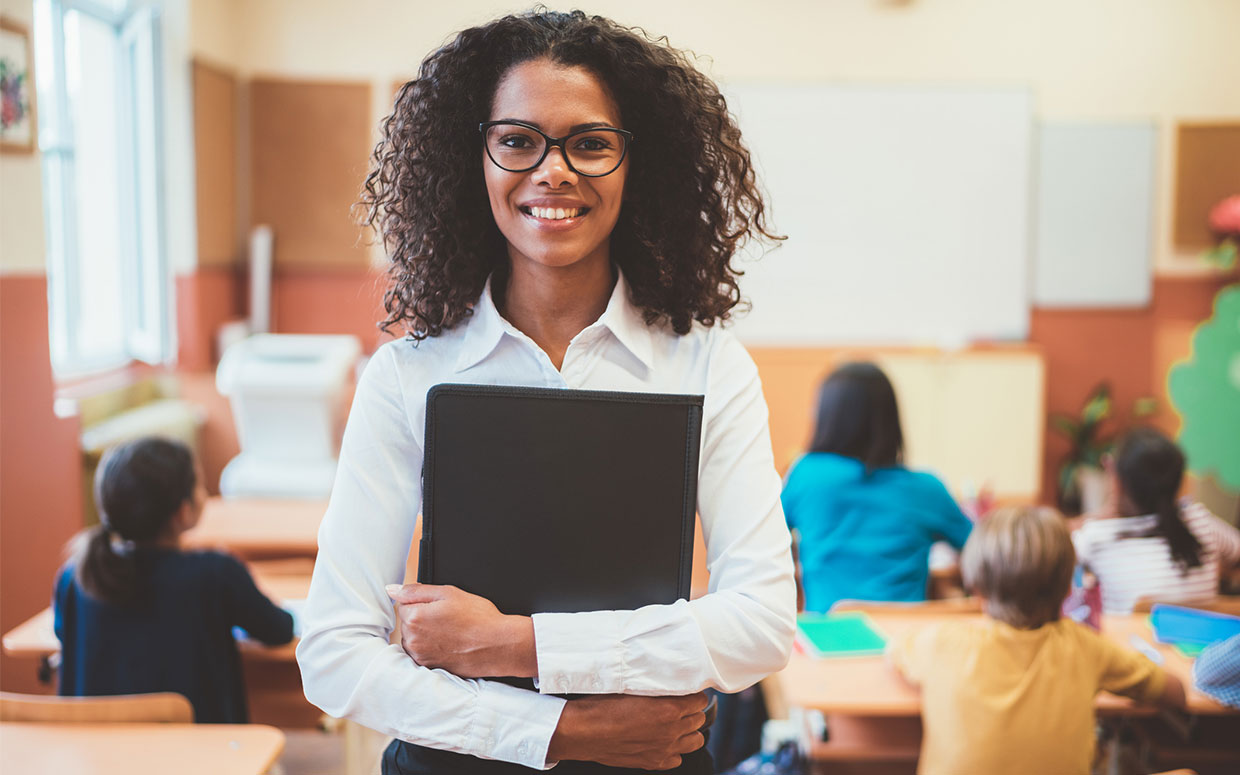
[573,137,612,152]
[500,134,535,149]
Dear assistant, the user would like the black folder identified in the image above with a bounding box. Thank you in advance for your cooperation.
[418,384,704,617]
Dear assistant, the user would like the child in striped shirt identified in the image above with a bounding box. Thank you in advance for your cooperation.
[1072,427,1240,614]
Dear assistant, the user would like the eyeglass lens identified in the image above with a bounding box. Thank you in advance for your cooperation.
[484,124,627,176]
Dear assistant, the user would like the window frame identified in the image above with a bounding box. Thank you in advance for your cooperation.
[35,0,172,378]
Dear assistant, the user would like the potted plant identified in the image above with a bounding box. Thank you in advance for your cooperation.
[1050,383,1157,516]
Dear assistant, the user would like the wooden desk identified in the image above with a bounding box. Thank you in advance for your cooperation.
[0,721,284,774]
[778,611,1232,717]
[183,497,327,559]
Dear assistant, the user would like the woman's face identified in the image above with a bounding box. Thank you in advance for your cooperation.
[484,58,629,274]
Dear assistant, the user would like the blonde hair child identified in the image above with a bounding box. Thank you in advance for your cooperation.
[888,506,1186,775]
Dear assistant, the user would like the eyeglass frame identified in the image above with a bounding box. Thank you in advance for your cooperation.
[478,120,635,178]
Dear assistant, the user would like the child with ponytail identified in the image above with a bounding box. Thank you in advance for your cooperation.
[54,437,293,722]
[1072,427,1240,614]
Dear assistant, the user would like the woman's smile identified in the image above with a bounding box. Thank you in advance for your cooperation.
[519,198,592,229]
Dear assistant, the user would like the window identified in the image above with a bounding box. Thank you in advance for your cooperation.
[35,0,171,376]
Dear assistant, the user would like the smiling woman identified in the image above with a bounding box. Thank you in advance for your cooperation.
[359,10,781,344]
[299,9,794,775]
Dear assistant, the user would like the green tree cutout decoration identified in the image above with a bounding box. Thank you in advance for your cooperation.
[1169,284,1240,490]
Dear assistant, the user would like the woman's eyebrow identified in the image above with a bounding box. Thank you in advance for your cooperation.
[491,118,619,132]
[569,121,617,132]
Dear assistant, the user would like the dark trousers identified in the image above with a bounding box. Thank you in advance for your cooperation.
[382,696,716,774]
[382,740,714,774]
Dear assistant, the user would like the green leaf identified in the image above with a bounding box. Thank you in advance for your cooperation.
[1050,415,1079,437]
[1082,392,1111,424]
[1202,239,1238,271]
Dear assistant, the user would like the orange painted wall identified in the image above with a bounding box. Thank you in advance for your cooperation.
[1029,275,1231,505]
[0,275,84,693]
[176,266,244,372]
[271,268,389,353]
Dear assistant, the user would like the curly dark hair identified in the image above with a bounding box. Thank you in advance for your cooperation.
[361,8,781,339]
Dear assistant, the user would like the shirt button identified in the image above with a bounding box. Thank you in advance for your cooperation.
[557,676,570,692]
[591,676,603,691]
[518,742,530,756]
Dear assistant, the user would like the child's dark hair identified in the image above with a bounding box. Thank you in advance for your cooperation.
[808,361,904,471]
[361,8,781,340]
[72,437,197,605]
[1114,426,1202,574]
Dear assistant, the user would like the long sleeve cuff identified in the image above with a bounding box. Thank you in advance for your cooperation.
[470,680,567,769]
[533,610,626,694]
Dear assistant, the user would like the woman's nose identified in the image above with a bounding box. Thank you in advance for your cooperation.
[530,146,577,187]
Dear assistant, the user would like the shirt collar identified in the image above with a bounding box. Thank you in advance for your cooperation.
[453,269,655,374]
[592,270,655,371]
[454,277,509,373]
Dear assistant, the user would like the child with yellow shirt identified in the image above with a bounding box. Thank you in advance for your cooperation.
[888,506,1186,775]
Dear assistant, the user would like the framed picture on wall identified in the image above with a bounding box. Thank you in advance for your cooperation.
[0,16,37,154]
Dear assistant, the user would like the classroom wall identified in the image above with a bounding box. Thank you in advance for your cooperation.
[178,0,1238,504]
[0,0,85,694]
[194,0,1240,270]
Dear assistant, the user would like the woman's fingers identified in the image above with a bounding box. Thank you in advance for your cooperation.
[675,730,705,754]
[385,582,447,605]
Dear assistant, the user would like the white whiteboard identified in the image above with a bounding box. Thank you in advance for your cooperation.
[1033,123,1156,307]
[723,84,1034,345]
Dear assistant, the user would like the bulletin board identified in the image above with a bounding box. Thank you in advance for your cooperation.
[249,78,372,271]
[1174,123,1240,250]
[193,60,239,268]
[723,84,1034,346]
[1032,122,1156,307]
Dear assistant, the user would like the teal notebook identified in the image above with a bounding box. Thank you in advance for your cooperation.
[796,612,888,658]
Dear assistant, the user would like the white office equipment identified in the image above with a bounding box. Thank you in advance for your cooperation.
[216,334,361,498]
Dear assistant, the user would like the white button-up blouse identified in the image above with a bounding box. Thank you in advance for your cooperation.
[296,272,796,769]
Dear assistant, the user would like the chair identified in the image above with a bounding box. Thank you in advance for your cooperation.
[0,691,193,723]
[1132,596,1240,616]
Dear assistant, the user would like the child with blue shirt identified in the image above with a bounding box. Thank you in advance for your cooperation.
[782,362,973,612]
[54,437,293,723]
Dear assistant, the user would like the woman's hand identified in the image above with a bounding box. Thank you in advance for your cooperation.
[547,692,709,770]
[385,583,537,678]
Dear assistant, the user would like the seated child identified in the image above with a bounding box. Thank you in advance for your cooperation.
[1073,426,1240,613]
[888,506,1186,775]
[1194,633,1240,709]
[54,437,294,723]
[782,362,972,613]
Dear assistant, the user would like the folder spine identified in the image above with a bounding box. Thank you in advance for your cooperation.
[679,405,703,600]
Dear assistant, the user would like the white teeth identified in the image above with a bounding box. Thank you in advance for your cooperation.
[527,206,583,220]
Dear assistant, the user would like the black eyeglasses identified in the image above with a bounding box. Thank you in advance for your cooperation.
[480,120,633,177]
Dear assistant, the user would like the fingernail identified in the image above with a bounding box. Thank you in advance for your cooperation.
[385,584,402,596]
